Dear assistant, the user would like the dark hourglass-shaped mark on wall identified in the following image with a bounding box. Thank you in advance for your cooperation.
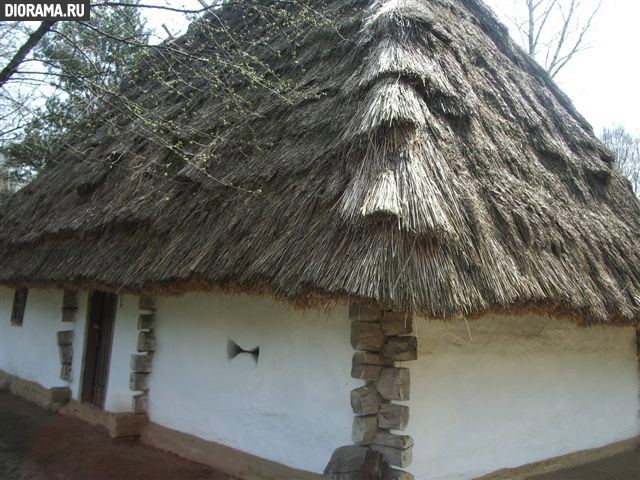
[227,339,259,363]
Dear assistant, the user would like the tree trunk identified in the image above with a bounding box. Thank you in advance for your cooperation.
[0,21,57,87]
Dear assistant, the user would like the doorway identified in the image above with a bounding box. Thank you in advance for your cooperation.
[81,291,117,408]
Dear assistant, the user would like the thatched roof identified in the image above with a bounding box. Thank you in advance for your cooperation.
[1,0,639,324]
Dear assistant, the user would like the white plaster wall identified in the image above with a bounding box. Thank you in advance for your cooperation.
[69,291,89,400]
[408,314,640,480]
[0,287,91,400]
[0,287,154,411]
[0,287,66,389]
[104,294,139,412]
[148,293,357,474]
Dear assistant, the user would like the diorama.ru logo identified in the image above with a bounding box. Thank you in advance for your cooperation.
[1,1,90,21]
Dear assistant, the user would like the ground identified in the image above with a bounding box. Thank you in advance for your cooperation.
[1,390,638,480]
[527,447,639,480]
[0,390,233,480]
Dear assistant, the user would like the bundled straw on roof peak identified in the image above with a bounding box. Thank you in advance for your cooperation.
[339,128,462,236]
[343,78,432,140]
[346,37,456,97]
[364,0,436,36]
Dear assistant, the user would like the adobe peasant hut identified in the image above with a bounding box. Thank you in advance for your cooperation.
[1,1,639,479]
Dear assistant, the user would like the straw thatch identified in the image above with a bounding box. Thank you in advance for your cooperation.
[1,0,639,324]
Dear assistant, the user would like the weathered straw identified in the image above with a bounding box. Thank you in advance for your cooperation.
[0,0,638,325]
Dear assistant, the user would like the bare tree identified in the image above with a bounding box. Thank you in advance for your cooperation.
[0,153,16,204]
[492,0,602,78]
[0,21,57,87]
[601,126,640,196]
[0,1,339,187]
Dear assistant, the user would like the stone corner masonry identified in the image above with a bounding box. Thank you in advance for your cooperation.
[129,295,156,414]
[324,303,416,480]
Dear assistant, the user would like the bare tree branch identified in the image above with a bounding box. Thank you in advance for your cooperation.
[548,1,602,78]
[0,1,340,189]
[90,1,215,14]
[0,21,56,87]
[500,0,602,78]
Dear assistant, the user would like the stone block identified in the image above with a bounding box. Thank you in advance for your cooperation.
[57,330,74,346]
[137,331,156,352]
[62,289,78,308]
[350,385,383,415]
[61,306,77,322]
[60,363,72,382]
[373,432,413,450]
[129,372,149,391]
[378,403,409,430]
[351,322,385,351]
[351,364,383,381]
[108,413,148,438]
[353,351,393,366]
[388,469,415,480]
[375,368,410,401]
[324,446,387,480]
[380,311,413,336]
[352,415,378,444]
[59,345,73,364]
[382,337,417,362]
[130,354,153,373]
[137,314,155,330]
[371,444,412,468]
[324,445,369,476]
[349,303,382,322]
[138,295,155,311]
[132,393,148,414]
[49,386,71,403]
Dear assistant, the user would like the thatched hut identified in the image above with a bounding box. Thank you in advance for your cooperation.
[1,1,638,479]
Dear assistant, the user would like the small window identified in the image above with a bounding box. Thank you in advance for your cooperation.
[11,288,28,326]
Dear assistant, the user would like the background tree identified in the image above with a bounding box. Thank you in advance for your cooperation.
[0,152,15,204]
[0,1,337,193]
[600,126,640,196]
[0,3,149,183]
[488,0,603,78]
[0,22,36,146]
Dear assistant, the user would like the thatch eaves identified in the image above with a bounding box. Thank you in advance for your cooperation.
[1,0,638,325]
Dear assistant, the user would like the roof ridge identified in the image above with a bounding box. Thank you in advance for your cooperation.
[338,0,466,236]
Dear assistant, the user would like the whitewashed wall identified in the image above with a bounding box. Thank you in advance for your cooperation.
[0,287,76,390]
[0,287,140,411]
[104,294,139,412]
[408,314,640,480]
[3,286,638,479]
[68,291,89,399]
[148,293,356,474]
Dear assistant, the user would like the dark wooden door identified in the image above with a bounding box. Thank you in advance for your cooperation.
[81,291,117,408]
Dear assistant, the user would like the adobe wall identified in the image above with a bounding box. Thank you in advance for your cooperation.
[103,294,140,412]
[0,286,355,474]
[0,286,138,413]
[147,293,357,474]
[408,313,640,480]
[2,286,638,479]
[0,286,87,394]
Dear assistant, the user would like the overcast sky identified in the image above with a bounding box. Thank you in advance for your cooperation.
[486,0,640,134]
[143,1,639,135]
